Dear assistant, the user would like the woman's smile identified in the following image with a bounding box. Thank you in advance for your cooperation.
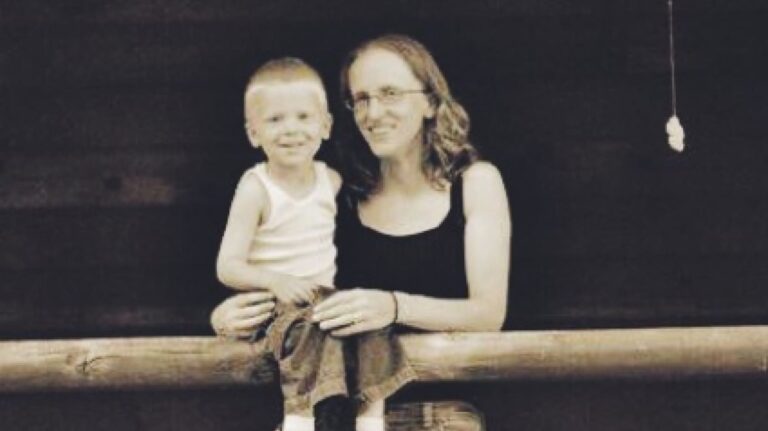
[365,122,396,139]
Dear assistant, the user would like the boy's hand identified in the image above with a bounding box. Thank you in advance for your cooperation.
[270,274,321,305]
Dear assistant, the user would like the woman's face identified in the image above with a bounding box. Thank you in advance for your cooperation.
[347,48,434,160]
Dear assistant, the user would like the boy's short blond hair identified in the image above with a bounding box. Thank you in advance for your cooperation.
[245,57,328,111]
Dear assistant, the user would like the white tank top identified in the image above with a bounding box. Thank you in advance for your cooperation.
[246,162,337,287]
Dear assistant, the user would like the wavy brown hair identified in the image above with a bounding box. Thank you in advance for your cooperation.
[339,34,479,199]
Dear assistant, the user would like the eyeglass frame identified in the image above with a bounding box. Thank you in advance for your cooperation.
[344,87,430,112]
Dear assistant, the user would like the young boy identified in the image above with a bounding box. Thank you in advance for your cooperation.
[216,58,406,431]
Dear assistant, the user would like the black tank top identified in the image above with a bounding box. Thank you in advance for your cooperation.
[337,179,477,404]
[336,178,468,299]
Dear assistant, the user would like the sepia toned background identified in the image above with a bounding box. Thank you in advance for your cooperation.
[2,0,768,429]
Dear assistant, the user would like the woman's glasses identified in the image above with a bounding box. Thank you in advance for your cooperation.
[344,87,429,112]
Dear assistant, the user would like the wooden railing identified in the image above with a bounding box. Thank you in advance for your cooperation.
[1,326,767,392]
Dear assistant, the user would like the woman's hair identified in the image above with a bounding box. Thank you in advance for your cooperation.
[339,34,479,199]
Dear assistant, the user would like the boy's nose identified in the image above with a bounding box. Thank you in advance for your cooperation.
[281,118,302,133]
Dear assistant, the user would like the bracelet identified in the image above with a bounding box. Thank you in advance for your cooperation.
[390,291,399,325]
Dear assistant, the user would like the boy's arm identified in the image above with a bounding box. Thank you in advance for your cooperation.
[216,173,318,304]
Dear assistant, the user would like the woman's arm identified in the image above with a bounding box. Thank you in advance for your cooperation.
[401,161,510,331]
[211,291,276,338]
[313,162,511,336]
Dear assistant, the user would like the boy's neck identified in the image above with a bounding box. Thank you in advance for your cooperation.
[264,161,316,198]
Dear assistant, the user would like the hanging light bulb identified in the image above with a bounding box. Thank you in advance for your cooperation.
[666,115,685,152]
[666,0,685,152]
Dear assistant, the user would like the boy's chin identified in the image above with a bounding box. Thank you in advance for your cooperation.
[268,157,316,170]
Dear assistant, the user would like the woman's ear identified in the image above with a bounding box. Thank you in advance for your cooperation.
[424,94,437,119]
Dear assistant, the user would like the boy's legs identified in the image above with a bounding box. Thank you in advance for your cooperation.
[282,414,315,431]
[269,290,351,431]
[270,291,414,431]
[354,328,417,431]
[356,399,386,431]
[262,309,316,431]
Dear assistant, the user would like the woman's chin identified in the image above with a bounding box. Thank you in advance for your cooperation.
[366,135,413,157]
[366,140,395,157]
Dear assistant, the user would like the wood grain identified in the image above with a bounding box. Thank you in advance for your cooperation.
[2,326,768,392]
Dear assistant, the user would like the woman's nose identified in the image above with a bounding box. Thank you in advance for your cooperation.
[364,97,385,118]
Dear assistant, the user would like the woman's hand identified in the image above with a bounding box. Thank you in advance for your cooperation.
[211,291,275,339]
[311,288,397,337]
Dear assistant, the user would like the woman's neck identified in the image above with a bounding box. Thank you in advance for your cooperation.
[379,149,428,195]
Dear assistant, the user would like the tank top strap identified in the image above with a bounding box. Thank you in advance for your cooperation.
[250,162,280,202]
[447,174,465,226]
[313,161,334,201]
[251,162,273,186]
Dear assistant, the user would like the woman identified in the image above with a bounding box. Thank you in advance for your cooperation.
[212,34,511,430]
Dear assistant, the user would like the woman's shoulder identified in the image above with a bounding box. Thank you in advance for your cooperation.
[460,161,508,215]
[461,161,503,187]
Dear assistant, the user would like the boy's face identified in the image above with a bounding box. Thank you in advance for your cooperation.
[245,81,331,169]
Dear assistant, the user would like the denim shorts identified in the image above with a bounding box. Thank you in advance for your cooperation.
[260,288,416,414]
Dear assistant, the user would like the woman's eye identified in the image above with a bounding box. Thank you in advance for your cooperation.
[382,88,403,99]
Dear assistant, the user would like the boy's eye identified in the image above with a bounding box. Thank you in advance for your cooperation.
[266,115,282,123]
[297,112,312,121]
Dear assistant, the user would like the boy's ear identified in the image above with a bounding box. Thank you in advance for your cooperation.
[321,112,333,140]
[245,123,260,148]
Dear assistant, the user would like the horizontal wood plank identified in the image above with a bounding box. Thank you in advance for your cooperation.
[0,1,643,24]
[0,305,213,339]
[3,7,766,92]
[0,208,223,269]
[0,88,244,150]
[2,326,768,392]
[0,152,245,208]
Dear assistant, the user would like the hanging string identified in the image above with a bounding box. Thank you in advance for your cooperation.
[668,0,678,115]
[666,0,685,152]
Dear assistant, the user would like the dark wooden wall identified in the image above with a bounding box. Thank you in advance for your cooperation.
[2,0,768,429]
